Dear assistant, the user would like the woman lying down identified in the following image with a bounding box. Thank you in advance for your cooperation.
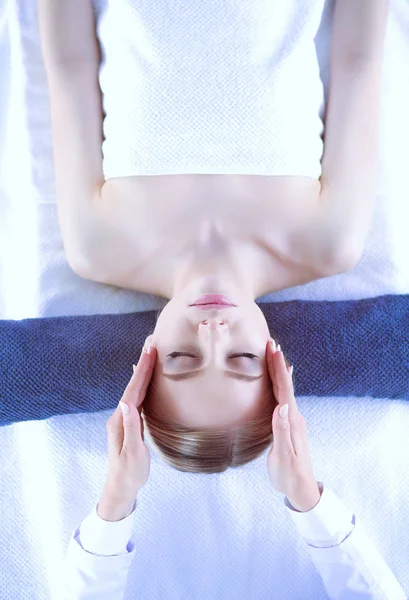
[39,0,405,598]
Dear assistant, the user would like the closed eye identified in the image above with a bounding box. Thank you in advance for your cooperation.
[163,351,264,382]
[168,352,258,359]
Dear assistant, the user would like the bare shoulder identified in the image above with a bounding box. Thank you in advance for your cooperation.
[77,180,148,285]
[255,176,346,276]
[259,244,346,298]
[75,174,351,295]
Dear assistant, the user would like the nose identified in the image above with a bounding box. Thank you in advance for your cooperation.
[200,318,227,330]
[198,312,228,331]
[197,313,229,368]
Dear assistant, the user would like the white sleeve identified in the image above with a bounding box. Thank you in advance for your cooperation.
[285,482,406,600]
[60,499,137,600]
[60,483,406,600]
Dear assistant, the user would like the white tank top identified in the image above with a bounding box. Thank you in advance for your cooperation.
[96,0,325,180]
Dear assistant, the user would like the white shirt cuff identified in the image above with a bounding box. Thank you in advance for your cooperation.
[284,482,355,548]
[78,499,138,556]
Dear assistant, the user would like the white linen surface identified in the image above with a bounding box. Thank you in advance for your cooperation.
[0,1,408,598]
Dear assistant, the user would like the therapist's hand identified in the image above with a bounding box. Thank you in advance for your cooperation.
[266,339,321,512]
[100,336,157,514]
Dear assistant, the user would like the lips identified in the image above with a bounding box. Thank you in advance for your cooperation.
[190,294,236,306]
[191,304,235,310]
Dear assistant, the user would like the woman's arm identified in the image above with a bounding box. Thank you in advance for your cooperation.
[38,0,107,275]
[316,0,389,267]
[38,0,99,64]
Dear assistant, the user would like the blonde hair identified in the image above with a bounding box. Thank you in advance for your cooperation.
[141,308,280,474]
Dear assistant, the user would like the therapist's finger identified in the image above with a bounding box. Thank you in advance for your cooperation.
[123,347,157,410]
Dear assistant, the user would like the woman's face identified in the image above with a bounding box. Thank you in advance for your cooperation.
[148,296,274,428]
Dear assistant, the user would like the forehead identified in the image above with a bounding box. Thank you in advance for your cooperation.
[150,369,272,427]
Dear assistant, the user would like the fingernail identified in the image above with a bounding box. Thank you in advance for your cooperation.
[133,364,137,373]
[276,344,281,353]
[120,401,130,415]
[143,335,154,354]
[279,404,289,419]
[289,365,293,376]
[269,338,276,352]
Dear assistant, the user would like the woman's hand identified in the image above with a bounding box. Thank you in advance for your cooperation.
[101,336,157,509]
[266,339,321,512]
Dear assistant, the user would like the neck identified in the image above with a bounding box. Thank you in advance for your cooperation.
[167,220,269,303]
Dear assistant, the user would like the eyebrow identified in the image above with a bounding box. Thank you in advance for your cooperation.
[162,370,264,382]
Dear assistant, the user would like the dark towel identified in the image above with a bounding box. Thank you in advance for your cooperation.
[1,294,408,427]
